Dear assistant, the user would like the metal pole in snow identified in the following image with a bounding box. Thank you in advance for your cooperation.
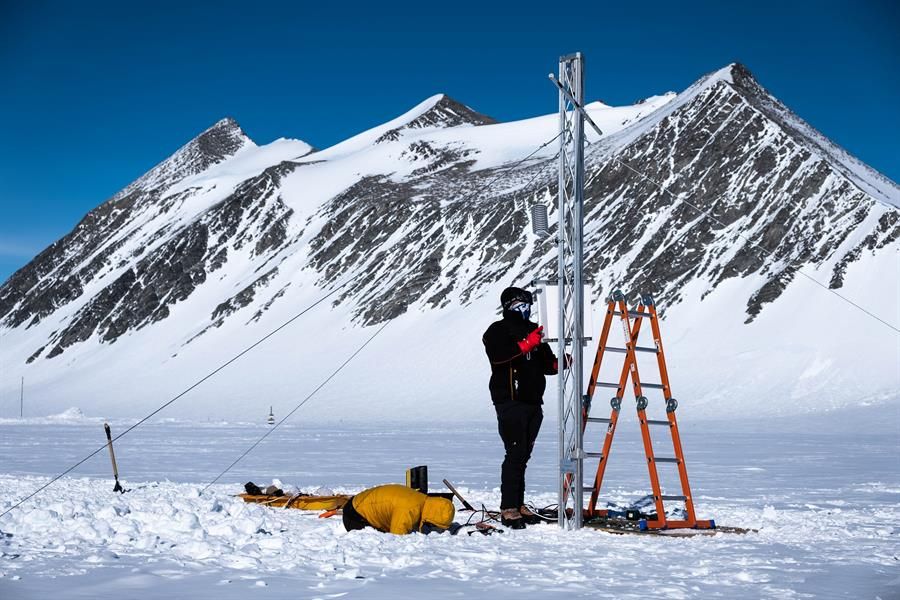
[555,52,586,530]
[104,422,125,493]
[20,377,23,418]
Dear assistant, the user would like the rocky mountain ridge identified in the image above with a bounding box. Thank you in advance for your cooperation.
[0,64,896,421]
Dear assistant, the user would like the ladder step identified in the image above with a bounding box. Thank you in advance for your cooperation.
[645,419,671,426]
[613,310,653,318]
[586,417,612,424]
[660,495,687,501]
[604,345,659,354]
[653,457,680,463]
[585,451,604,458]
[642,383,665,390]
[595,382,620,389]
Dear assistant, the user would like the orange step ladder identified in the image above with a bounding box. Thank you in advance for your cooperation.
[582,290,713,531]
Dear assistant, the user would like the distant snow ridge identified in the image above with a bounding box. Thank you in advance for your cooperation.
[0,407,97,425]
[0,63,897,421]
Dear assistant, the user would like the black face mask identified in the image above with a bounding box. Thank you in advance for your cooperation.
[509,301,532,320]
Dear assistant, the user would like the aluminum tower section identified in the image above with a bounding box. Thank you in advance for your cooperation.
[556,52,585,530]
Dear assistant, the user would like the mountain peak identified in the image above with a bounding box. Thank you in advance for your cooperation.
[192,116,253,162]
[694,62,739,89]
[111,117,255,201]
[717,63,900,207]
[373,95,495,144]
[726,63,767,97]
[728,62,754,82]
[409,94,496,129]
[208,116,240,129]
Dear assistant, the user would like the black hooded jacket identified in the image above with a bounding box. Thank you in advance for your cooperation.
[482,310,558,405]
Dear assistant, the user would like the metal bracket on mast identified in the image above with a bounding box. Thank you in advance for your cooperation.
[553,52,586,530]
[549,73,604,138]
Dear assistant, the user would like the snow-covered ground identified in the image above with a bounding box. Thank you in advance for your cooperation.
[1,415,898,599]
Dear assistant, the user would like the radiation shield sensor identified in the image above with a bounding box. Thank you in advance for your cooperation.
[530,280,594,343]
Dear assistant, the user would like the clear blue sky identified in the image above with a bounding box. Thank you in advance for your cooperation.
[1,0,897,283]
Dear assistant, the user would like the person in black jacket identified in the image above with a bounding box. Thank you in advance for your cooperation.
[482,286,561,529]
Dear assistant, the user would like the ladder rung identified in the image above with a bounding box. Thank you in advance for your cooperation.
[642,383,665,390]
[585,451,604,458]
[653,457,680,463]
[613,310,653,318]
[604,345,659,354]
[660,495,686,501]
[645,419,671,426]
[586,417,612,424]
[595,382,620,389]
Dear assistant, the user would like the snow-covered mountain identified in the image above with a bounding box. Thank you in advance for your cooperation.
[1,64,897,422]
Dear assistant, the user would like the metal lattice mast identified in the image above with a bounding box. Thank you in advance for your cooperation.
[556,53,585,530]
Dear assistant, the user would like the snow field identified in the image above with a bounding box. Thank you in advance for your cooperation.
[1,421,898,598]
[3,474,896,599]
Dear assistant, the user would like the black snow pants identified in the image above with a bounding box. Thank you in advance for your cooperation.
[342,496,369,532]
[495,401,543,510]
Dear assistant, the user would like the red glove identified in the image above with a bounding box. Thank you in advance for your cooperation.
[517,326,544,354]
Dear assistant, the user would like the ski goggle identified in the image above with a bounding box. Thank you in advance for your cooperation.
[509,301,532,319]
